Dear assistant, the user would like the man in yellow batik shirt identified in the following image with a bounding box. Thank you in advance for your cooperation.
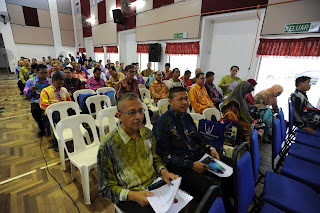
[149,71,169,104]
[141,62,154,77]
[218,65,242,96]
[189,72,214,113]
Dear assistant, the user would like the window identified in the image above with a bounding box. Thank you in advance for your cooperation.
[139,54,159,72]
[256,57,320,120]
[168,55,198,77]
[108,53,119,64]
[95,53,104,65]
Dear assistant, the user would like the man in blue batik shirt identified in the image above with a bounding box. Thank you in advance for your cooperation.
[24,64,51,136]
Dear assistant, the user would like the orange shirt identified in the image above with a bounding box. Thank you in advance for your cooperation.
[149,80,169,104]
[188,83,214,113]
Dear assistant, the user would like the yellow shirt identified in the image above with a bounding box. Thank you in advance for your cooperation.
[141,69,154,77]
[188,83,214,113]
[19,66,29,83]
[108,73,124,88]
[149,80,169,104]
[40,85,71,111]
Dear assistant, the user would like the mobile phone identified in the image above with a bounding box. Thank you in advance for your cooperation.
[208,160,226,174]
[146,179,166,191]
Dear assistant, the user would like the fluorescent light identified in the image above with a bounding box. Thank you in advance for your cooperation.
[131,0,145,8]
[86,15,96,25]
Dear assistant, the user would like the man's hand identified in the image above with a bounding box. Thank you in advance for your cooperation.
[192,162,209,174]
[29,86,38,92]
[127,191,154,207]
[303,127,316,134]
[225,84,229,88]
[161,169,179,186]
[210,148,220,160]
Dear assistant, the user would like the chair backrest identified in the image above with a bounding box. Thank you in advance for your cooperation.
[203,108,222,121]
[139,88,152,105]
[56,114,100,155]
[97,106,118,136]
[85,95,111,116]
[46,101,81,137]
[138,84,146,89]
[87,68,94,74]
[163,80,170,88]
[288,98,294,135]
[190,113,204,123]
[195,185,225,213]
[96,87,116,95]
[157,98,170,115]
[232,142,255,213]
[73,89,96,105]
[142,103,152,128]
[143,77,148,83]
[272,114,283,171]
[279,108,287,142]
[250,124,260,182]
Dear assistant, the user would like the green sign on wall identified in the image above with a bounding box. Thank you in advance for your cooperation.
[174,32,187,39]
[284,23,311,33]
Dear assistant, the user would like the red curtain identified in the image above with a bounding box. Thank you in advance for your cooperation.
[165,42,200,55]
[106,46,119,53]
[137,44,149,53]
[94,46,104,53]
[79,48,86,52]
[257,37,320,57]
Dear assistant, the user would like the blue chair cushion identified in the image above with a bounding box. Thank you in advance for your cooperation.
[208,197,225,213]
[279,110,287,141]
[263,171,320,213]
[273,118,282,159]
[259,203,284,213]
[78,93,91,111]
[105,91,115,102]
[297,127,320,137]
[289,143,320,165]
[295,131,320,149]
[236,152,255,213]
[281,155,320,192]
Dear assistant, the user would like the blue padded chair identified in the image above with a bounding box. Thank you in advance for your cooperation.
[295,131,320,149]
[263,171,320,213]
[259,203,284,213]
[249,124,261,184]
[273,115,320,192]
[288,142,320,165]
[195,185,225,213]
[232,142,256,213]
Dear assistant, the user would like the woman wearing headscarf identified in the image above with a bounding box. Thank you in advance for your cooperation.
[254,85,284,142]
[246,79,257,105]
[221,81,254,144]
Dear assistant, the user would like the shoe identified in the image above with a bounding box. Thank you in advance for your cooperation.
[52,139,59,152]
[37,130,45,137]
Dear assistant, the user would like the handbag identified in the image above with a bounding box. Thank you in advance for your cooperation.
[198,119,224,154]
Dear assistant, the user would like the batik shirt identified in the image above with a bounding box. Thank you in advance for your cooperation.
[218,75,242,96]
[149,80,169,104]
[189,83,214,113]
[97,125,165,203]
[153,108,212,171]
[115,78,141,100]
[24,76,51,103]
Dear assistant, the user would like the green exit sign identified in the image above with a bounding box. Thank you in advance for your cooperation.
[174,32,187,39]
[284,23,311,33]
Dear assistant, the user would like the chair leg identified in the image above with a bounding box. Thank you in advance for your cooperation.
[71,163,76,180]
[80,166,91,205]
[58,139,66,170]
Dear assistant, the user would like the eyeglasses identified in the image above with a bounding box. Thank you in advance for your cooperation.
[128,71,135,73]
[120,108,145,117]
[198,77,205,80]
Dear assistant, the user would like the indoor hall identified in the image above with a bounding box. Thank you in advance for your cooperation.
[0,0,320,212]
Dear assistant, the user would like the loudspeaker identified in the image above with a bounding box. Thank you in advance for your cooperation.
[149,43,161,62]
[112,9,124,24]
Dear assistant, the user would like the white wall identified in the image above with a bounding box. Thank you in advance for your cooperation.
[199,9,266,84]
[15,44,56,62]
[119,30,138,66]
[84,37,94,59]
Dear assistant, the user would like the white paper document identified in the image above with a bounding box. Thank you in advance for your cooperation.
[228,81,239,90]
[147,177,193,213]
[198,153,233,178]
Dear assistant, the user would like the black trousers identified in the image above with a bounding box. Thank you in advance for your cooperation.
[31,103,45,131]
[17,80,24,94]
[116,201,154,213]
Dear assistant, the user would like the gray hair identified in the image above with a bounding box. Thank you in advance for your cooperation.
[117,92,140,112]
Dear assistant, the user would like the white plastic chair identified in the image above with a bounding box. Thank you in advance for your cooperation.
[143,76,148,83]
[56,114,100,205]
[189,113,204,129]
[163,80,170,88]
[73,89,96,108]
[97,106,118,140]
[85,95,111,117]
[142,103,153,130]
[138,84,146,89]
[46,102,90,170]
[96,87,116,96]
[139,88,159,114]
[157,98,170,116]
[203,108,222,121]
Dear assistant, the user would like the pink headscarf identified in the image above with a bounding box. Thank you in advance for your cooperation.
[257,84,284,105]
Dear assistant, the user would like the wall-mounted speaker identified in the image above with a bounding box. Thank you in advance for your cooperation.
[149,43,161,62]
[112,9,124,24]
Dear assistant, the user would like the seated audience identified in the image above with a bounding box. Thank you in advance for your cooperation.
[149,71,169,104]
[48,63,64,78]
[72,63,87,81]
[220,81,254,143]
[141,62,154,77]
[119,62,125,75]
[107,66,124,88]
[254,84,283,114]
[42,57,46,63]
[290,76,320,133]
[163,63,172,80]
[63,58,70,68]
[134,68,145,85]
[25,63,37,80]
[115,61,120,71]
[16,60,24,94]
[71,60,90,75]
[189,72,214,113]
[153,87,233,207]
[40,73,72,151]
[190,68,202,84]
[24,64,51,136]
[63,67,84,98]
[180,70,193,90]
[116,65,141,100]
[86,68,106,90]
[97,92,178,212]
[105,59,111,70]
[168,68,185,89]
[19,58,31,85]
[204,71,223,108]
[82,59,91,70]
[218,66,242,96]
[90,62,107,81]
